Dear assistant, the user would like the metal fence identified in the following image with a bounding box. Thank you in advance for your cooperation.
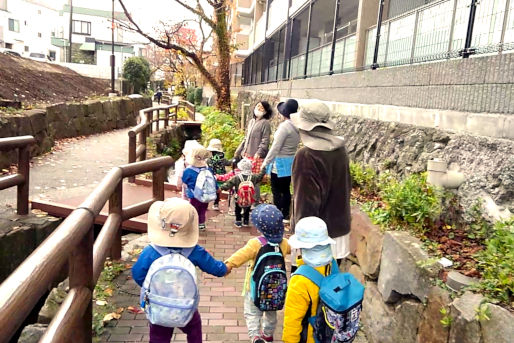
[365,0,514,68]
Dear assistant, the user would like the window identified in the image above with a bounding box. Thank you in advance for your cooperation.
[49,51,56,61]
[8,19,20,32]
[24,46,29,52]
[72,20,91,35]
[37,32,42,38]
[5,43,13,49]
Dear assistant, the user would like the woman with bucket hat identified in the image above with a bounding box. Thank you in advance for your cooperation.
[290,101,352,269]
[262,99,300,222]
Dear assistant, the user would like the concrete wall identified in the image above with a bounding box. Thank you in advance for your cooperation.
[0,97,151,168]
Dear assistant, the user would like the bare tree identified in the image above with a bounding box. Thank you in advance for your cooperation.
[118,0,232,112]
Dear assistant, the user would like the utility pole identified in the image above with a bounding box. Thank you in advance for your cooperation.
[111,0,115,94]
[68,0,73,63]
[460,0,478,58]
[371,0,385,70]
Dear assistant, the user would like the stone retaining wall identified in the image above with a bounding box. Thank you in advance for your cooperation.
[0,97,151,168]
[348,208,513,343]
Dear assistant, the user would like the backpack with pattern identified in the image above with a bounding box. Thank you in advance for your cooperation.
[236,174,256,208]
[250,237,288,311]
[191,167,217,203]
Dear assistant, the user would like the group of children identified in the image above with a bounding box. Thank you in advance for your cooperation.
[133,139,364,343]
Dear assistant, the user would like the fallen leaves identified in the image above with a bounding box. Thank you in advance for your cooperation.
[127,306,144,314]
[102,307,124,322]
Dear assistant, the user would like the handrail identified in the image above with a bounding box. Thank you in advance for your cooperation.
[178,99,196,121]
[0,155,174,342]
[0,135,36,214]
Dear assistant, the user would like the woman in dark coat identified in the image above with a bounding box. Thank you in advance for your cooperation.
[290,101,352,268]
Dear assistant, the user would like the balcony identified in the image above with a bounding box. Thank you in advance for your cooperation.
[237,0,254,17]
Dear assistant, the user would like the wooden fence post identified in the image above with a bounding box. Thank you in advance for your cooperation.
[109,181,123,259]
[68,226,93,342]
[128,134,136,183]
[155,109,160,131]
[141,129,147,161]
[164,108,169,128]
[17,145,30,215]
[175,105,178,123]
[153,166,166,201]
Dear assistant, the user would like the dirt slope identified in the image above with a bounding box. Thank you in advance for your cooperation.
[0,54,109,106]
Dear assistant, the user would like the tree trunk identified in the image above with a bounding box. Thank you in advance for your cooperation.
[214,3,232,113]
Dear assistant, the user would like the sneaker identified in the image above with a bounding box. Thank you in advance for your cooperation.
[235,221,242,228]
[213,204,219,211]
[243,221,250,227]
[199,223,206,231]
[251,337,265,343]
[260,332,273,342]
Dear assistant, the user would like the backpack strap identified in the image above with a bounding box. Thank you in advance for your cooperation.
[329,258,339,275]
[151,244,195,258]
[293,264,324,288]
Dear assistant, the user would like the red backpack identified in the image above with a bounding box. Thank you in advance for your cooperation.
[237,174,255,208]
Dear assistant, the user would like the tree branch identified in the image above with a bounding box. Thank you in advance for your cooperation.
[174,0,216,28]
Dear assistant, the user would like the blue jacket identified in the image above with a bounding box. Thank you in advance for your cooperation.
[182,166,218,199]
[132,244,227,286]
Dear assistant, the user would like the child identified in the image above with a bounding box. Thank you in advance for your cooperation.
[216,158,241,216]
[173,140,203,200]
[282,217,336,343]
[132,198,228,343]
[206,138,229,211]
[182,147,217,230]
[220,158,265,227]
[225,204,291,343]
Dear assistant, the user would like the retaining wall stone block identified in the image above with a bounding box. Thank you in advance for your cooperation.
[479,303,514,343]
[448,292,484,343]
[416,286,451,343]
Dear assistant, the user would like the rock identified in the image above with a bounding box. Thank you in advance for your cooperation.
[393,299,424,343]
[17,324,47,343]
[26,109,47,134]
[350,208,384,278]
[480,303,514,343]
[448,292,484,343]
[446,271,479,292]
[349,264,366,285]
[377,231,441,303]
[38,279,69,324]
[417,286,451,343]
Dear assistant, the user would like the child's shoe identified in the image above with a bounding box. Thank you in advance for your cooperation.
[235,221,242,228]
[213,204,219,211]
[228,209,235,216]
[260,332,273,342]
[243,220,250,227]
[251,337,265,343]
[199,223,206,231]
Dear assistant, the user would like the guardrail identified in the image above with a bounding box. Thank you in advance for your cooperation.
[0,156,174,342]
[179,100,196,121]
[0,135,36,215]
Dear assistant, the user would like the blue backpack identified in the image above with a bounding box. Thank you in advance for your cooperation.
[250,237,288,311]
[190,167,217,203]
[294,260,365,343]
[140,245,199,328]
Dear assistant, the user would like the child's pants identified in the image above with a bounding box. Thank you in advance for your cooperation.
[190,198,208,224]
[149,310,202,343]
[235,203,250,223]
[244,293,277,339]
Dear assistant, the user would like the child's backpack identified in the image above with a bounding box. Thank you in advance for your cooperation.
[209,153,227,175]
[236,174,256,208]
[140,245,199,328]
[191,167,217,203]
[250,237,288,311]
[294,260,365,343]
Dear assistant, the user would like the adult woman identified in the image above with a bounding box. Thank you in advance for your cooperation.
[262,99,300,221]
[235,101,273,173]
[290,101,352,268]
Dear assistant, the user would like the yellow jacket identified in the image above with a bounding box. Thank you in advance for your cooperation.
[226,237,290,293]
[282,259,333,343]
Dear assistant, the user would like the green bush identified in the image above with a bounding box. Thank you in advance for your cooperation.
[122,57,151,94]
[194,87,203,106]
[380,173,442,232]
[350,162,378,195]
[473,218,514,305]
[201,108,244,159]
[186,87,195,104]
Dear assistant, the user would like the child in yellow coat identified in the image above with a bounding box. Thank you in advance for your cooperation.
[226,204,291,343]
[282,217,336,343]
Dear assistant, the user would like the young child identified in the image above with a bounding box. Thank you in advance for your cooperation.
[225,204,291,343]
[219,158,265,227]
[182,147,217,230]
[282,217,336,343]
[173,140,203,200]
[132,198,228,343]
[206,138,229,211]
[216,158,241,216]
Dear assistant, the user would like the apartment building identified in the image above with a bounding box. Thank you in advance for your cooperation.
[230,0,514,86]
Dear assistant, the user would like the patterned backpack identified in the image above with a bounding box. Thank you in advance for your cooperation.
[140,245,199,328]
[237,174,256,208]
[191,167,217,203]
[294,260,365,343]
[250,237,288,311]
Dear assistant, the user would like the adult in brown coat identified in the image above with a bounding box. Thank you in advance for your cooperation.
[290,101,352,268]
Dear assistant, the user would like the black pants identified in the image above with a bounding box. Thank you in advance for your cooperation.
[271,173,291,219]
[214,191,220,205]
[235,203,250,223]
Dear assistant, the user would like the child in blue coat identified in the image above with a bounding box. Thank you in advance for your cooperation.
[132,198,230,343]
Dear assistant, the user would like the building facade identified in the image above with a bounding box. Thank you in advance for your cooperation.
[231,0,514,86]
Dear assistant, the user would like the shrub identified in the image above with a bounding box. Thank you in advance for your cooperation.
[201,108,244,159]
[186,87,195,104]
[380,173,442,232]
[122,57,151,94]
[473,218,514,305]
[350,162,378,195]
[194,87,203,106]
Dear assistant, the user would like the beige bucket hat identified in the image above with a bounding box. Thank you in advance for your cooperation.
[187,147,211,168]
[207,138,223,153]
[290,101,335,132]
[147,198,199,248]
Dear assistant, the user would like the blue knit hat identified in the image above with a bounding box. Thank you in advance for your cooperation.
[251,204,284,243]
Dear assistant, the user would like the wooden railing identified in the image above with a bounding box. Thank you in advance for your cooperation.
[179,99,196,121]
[0,135,35,215]
[0,156,173,342]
